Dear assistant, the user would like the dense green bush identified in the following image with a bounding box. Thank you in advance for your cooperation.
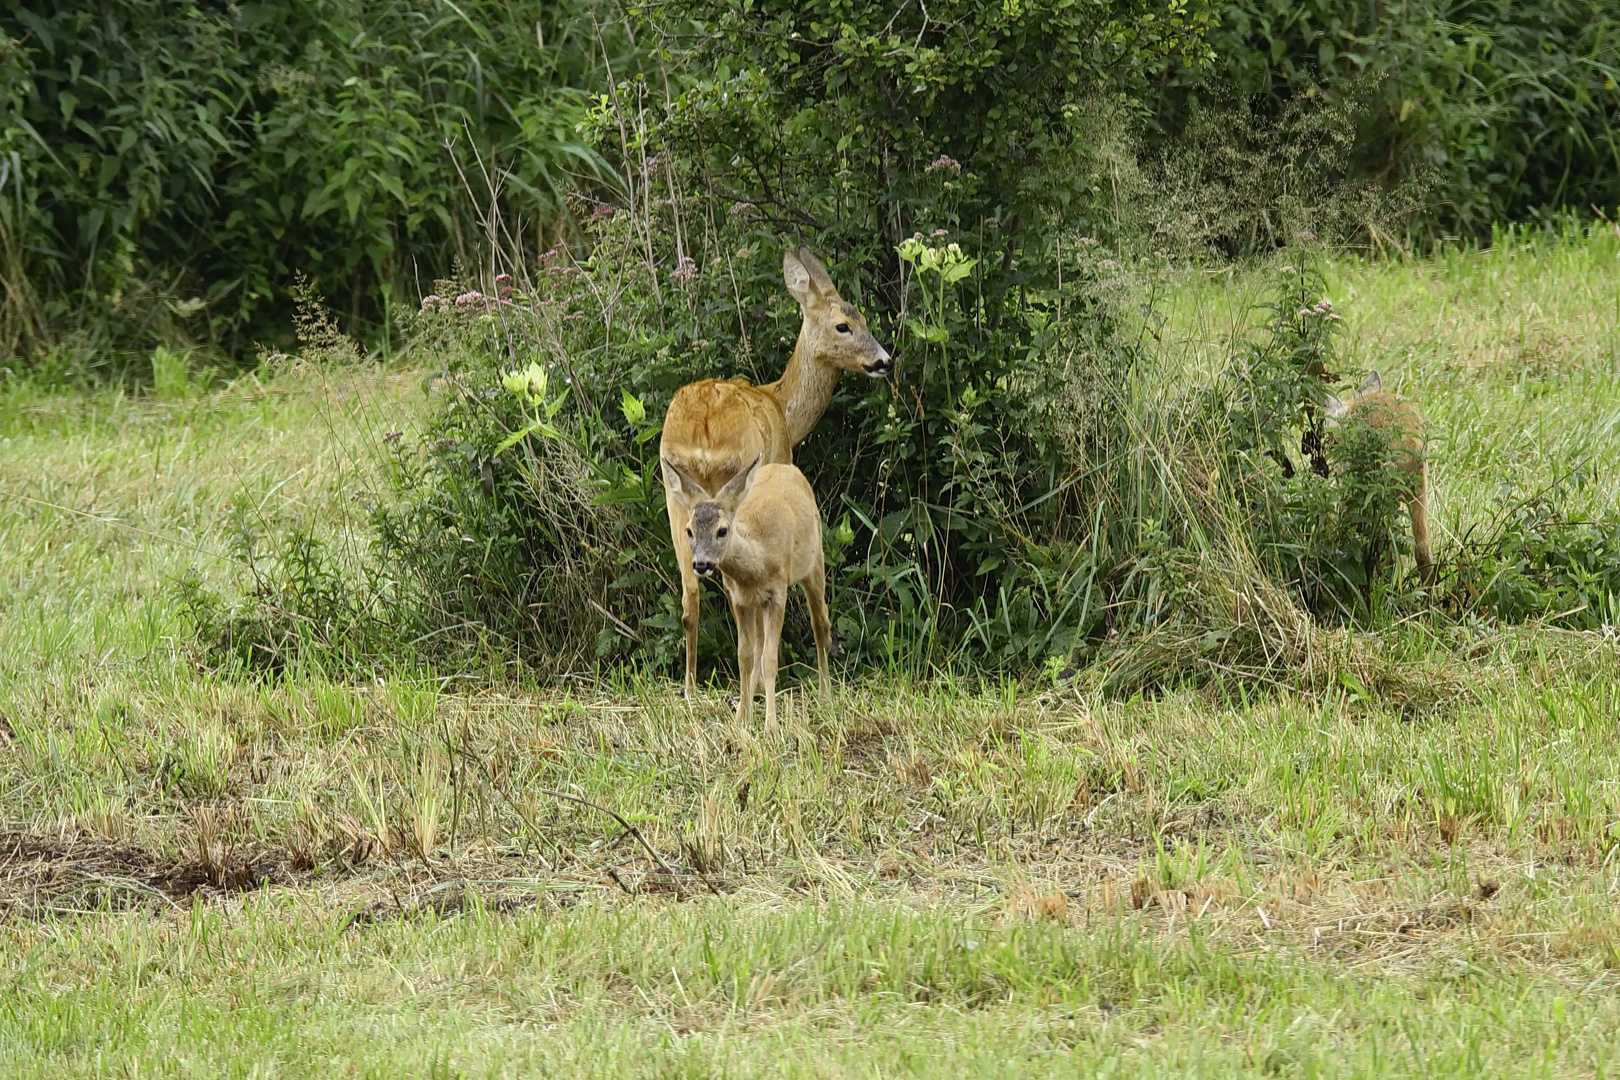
[357,212,1139,675]
[1157,0,1620,240]
[0,0,619,366]
[1443,473,1620,629]
[8,0,1619,374]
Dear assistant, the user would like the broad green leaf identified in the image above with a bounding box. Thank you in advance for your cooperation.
[494,418,559,455]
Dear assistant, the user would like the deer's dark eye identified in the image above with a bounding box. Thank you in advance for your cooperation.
[717,527,728,538]
[685,528,692,537]
[836,323,851,333]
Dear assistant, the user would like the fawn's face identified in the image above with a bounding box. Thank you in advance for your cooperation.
[686,501,735,578]
[668,455,759,578]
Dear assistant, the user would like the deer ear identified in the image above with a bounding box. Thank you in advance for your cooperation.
[716,454,763,507]
[1324,393,1349,420]
[663,458,709,503]
[1359,370,1382,395]
[783,250,815,305]
[796,247,837,296]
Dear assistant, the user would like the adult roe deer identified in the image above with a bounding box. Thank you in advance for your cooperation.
[1324,370,1434,578]
[659,247,889,697]
[663,455,833,735]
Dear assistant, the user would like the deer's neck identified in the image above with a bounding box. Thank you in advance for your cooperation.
[765,328,840,445]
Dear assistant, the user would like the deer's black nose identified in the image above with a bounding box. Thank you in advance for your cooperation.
[693,560,717,578]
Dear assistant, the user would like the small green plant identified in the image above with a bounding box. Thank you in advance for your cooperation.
[1442,474,1620,629]
[150,346,193,399]
[495,361,568,453]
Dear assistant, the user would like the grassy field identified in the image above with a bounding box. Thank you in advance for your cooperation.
[3,233,1620,1076]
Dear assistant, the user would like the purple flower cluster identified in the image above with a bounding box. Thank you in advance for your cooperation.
[419,278,515,313]
[670,255,698,283]
[926,154,962,174]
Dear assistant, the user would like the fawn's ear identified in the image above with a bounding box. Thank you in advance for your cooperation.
[662,458,710,503]
[1324,392,1350,420]
[716,454,763,508]
[1359,370,1383,396]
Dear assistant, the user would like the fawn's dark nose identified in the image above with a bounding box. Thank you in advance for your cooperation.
[864,348,893,377]
[693,560,717,578]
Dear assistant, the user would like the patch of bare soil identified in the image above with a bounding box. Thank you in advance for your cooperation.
[0,831,307,916]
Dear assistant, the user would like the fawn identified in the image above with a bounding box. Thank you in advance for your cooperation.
[662,454,833,735]
[1324,370,1433,577]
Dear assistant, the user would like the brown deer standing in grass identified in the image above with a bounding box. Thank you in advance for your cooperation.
[1324,370,1434,578]
[663,455,833,735]
[659,247,889,697]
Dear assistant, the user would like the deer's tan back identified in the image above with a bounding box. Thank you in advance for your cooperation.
[661,379,793,494]
[1345,392,1426,473]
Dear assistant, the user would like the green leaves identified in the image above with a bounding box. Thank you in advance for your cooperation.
[907,319,950,344]
[619,388,646,426]
[1,0,624,359]
[503,361,550,407]
[620,389,662,444]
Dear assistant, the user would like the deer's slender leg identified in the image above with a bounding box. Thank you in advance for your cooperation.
[802,561,833,697]
[758,590,786,738]
[1410,464,1434,582]
[665,495,701,698]
[734,599,761,725]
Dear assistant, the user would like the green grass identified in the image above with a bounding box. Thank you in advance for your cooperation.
[4,233,1620,1076]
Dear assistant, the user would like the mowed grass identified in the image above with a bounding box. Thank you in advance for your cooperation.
[3,232,1620,1076]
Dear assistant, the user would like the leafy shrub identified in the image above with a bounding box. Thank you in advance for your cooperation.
[1443,474,1620,628]
[351,210,1139,676]
[1211,262,1431,617]
[0,0,622,364]
[1158,0,1620,239]
[177,509,392,676]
